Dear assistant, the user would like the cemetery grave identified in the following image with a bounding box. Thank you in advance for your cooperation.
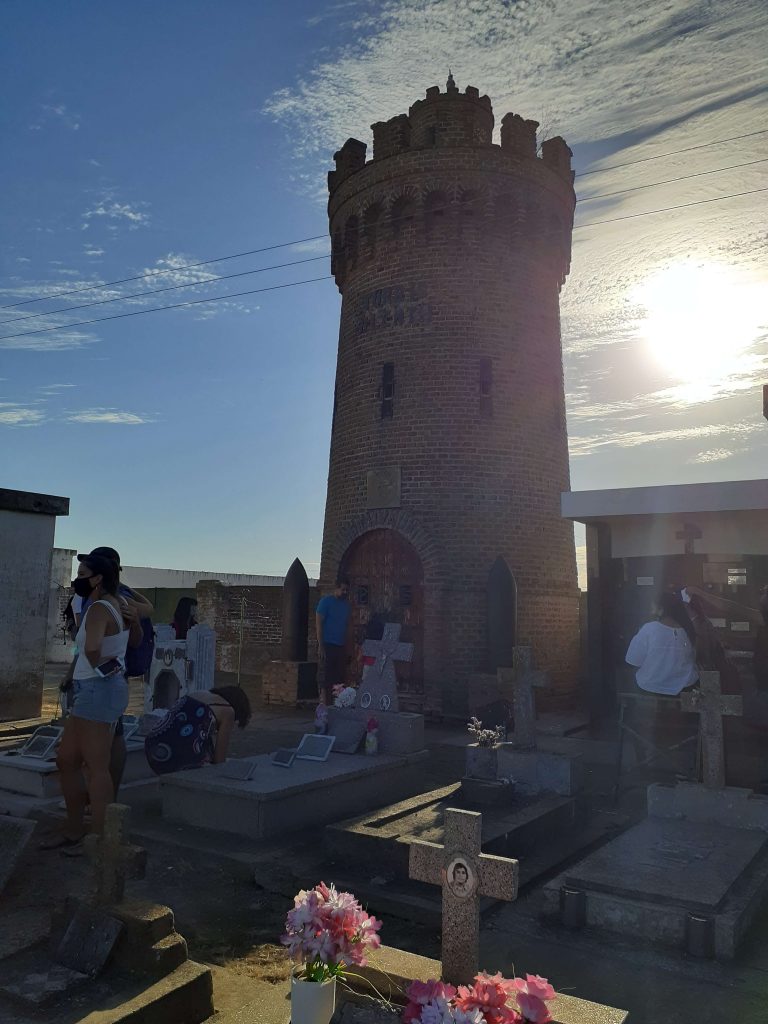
[544,671,768,958]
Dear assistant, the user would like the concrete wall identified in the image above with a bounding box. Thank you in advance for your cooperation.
[47,547,77,663]
[0,489,69,721]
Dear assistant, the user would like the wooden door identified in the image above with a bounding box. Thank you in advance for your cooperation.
[340,529,424,709]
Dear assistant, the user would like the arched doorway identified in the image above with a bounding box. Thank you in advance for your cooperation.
[339,529,424,708]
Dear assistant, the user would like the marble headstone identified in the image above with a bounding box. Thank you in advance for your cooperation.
[359,623,414,713]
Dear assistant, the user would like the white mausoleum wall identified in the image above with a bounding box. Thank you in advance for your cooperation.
[0,489,69,721]
[607,510,768,559]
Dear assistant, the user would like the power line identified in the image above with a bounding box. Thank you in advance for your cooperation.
[0,234,327,310]
[577,128,768,178]
[4,144,766,316]
[0,276,332,342]
[577,157,768,204]
[0,253,331,326]
[2,184,766,341]
[575,186,768,230]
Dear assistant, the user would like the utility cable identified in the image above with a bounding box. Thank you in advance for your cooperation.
[577,128,768,178]
[574,186,768,230]
[0,253,331,326]
[3,142,766,313]
[0,276,332,342]
[577,157,768,204]
[0,234,327,310]
[2,188,766,340]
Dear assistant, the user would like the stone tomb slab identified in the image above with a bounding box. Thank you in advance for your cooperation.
[0,814,35,895]
[160,751,427,840]
[563,818,763,911]
[544,817,768,958]
[0,738,151,799]
[325,784,586,924]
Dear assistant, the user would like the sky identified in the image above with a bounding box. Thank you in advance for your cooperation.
[1,0,767,584]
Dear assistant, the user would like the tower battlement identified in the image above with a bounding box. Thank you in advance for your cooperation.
[330,77,573,192]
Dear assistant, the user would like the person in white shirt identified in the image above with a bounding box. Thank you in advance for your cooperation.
[625,591,699,776]
[626,591,698,695]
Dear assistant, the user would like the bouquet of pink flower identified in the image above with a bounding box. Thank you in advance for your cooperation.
[282,882,382,982]
[403,972,556,1024]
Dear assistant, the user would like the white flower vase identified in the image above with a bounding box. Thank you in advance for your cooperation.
[290,975,336,1024]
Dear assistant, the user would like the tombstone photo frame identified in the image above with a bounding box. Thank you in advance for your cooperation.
[295,734,335,762]
[19,726,63,760]
[271,748,297,768]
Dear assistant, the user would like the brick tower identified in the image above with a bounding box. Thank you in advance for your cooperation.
[319,76,579,714]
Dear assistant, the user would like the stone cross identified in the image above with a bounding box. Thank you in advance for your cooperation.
[680,670,743,789]
[85,804,147,906]
[360,623,414,713]
[409,807,518,984]
[498,646,547,751]
[676,522,702,555]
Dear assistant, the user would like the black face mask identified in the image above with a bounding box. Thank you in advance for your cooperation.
[72,576,95,598]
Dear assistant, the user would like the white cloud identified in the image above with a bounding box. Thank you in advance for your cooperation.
[29,103,81,132]
[0,326,98,352]
[82,191,150,230]
[0,404,45,426]
[263,0,768,478]
[66,409,152,425]
[689,448,739,464]
[83,247,105,257]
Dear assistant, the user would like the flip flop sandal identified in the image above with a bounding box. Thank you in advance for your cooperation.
[38,833,84,851]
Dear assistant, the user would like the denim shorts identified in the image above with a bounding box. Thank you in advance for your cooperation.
[71,675,129,724]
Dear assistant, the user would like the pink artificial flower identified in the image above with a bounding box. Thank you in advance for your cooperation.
[456,973,519,1024]
[522,976,555,1003]
[403,979,458,1022]
[515,995,552,1024]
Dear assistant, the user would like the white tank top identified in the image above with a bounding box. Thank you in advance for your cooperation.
[73,600,130,680]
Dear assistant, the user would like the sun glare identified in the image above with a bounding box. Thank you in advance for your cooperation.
[633,262,766,391]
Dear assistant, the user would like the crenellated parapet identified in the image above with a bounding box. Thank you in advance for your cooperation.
[328,138,367,194]
[327,79,575,294]
[328,78,575,201]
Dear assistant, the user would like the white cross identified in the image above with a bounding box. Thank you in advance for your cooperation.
[359,622,413,712]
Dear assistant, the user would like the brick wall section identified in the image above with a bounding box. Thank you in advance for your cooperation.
[196,581,319,677]
[320,80,580,713]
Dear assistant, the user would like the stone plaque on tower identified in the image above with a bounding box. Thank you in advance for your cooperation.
[366,467,401,509]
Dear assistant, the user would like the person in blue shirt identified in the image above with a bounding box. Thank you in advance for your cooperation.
[315,578,352,703]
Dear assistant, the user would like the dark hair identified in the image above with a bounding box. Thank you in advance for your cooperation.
[336,576,350,588]
[657,591,696,645]
[173,597,198,628]
[80,555,119,595]
[210,686,252,729]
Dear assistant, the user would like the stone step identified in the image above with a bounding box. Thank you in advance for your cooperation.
[109,901,176,946]
[114,932,189,978]
[78,960,213,1024]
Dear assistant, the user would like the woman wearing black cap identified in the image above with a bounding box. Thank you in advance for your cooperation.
[42,553,130,852]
